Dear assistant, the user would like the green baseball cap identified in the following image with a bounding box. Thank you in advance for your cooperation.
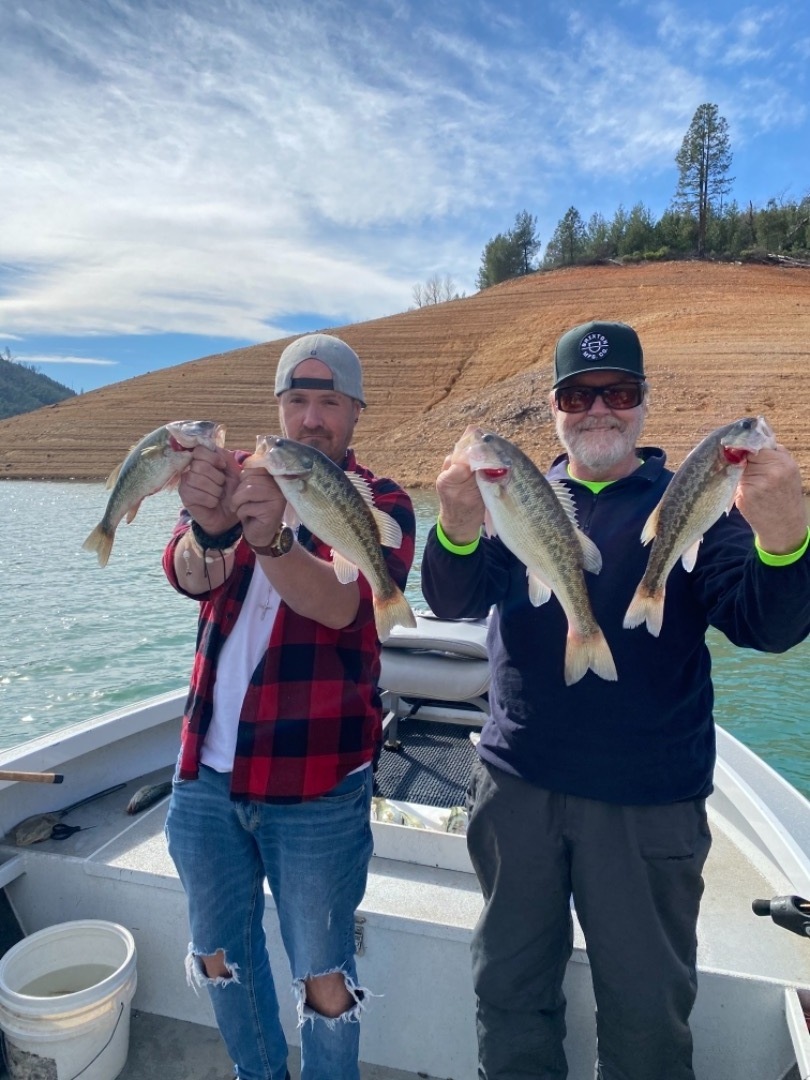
[274,333,366,406]
[553,321,645,388]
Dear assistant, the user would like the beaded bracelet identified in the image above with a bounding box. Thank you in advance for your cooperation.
[190,520,243,559]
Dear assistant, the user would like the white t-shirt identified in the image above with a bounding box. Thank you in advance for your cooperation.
[201,567,281,772]
[200,557,370,783]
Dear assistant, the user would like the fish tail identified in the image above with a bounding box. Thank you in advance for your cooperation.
[82,523,115,567]
[623,586,665,637]
[564,630,618,685]
[373,588,417,642]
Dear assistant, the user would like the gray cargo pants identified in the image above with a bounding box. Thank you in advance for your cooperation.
[466,759,711,1080]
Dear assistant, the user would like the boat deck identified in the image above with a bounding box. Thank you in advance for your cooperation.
[1,715,810,1079]
[2,742,809,983]
[0,1008,420,1080]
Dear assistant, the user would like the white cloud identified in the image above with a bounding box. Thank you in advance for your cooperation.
[0,0,806,345]
[16,355,118,367]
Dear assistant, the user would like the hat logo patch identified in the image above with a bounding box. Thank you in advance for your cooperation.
[580,332,609,362]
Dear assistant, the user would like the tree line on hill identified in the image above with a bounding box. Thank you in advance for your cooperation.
[478,103,809,289]
[414,103,809,302]
[0,348,76,421]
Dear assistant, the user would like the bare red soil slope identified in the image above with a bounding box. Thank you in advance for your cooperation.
[1,261,808,490]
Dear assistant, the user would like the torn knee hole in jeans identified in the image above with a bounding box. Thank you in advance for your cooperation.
[184,943,241,992]
[294,968,371,1029]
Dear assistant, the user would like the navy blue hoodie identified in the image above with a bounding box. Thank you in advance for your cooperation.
[421,448,810,805]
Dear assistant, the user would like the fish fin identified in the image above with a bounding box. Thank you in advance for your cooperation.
[331,551,360,584]
[527,571,552,607]
[680,538,702,573]
[549,480,579,527]
[576,529,603,574]
[125,497,145,525]
[370,508,403,549]
[623,587,665,637]
[82,523,114,567]
[374,588,417,641]
[344,473,404,549]
[565,630,618,685]
[139,445,163,460]
[483,509,498,538]
[640,503,662,546]
[345,471,376,507]
[162,473,183,492]
[105,462,123,490]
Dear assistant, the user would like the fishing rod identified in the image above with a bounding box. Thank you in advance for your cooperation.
[752,895,810,937]
[0,770,64,784]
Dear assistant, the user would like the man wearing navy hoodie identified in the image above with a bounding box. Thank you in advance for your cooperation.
[421,320,810,1080]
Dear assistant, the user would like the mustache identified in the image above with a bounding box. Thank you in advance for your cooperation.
[577,418,623,431]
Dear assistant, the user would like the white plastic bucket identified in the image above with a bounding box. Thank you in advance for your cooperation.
[0,920,137,1080]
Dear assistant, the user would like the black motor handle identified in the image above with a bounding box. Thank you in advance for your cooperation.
[752,895,810,937]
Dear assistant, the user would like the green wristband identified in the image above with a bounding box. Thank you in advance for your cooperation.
[755,526,810,566]
[436,519,481,555]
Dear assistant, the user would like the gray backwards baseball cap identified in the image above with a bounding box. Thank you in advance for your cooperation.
[274,333,366,406]
[553,320,644,388]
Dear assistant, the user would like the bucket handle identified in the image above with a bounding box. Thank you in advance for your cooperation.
[1,1001,126,1080]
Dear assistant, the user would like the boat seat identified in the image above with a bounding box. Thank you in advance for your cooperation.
[379,614,490,744]
[379,650,490,703]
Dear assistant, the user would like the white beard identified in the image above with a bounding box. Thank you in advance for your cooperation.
[556,412,646,472]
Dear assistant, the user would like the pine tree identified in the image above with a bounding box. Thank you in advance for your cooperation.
[673,103,734,257]
[510,210,541,274]
[544,207,586,267]
[476,210,540,289]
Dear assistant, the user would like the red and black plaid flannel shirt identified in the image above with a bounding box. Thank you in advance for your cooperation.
[163,449,415,803]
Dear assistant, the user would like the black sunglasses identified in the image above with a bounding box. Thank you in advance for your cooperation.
[554,382,646,414]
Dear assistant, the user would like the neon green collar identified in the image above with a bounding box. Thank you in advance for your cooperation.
[566,459,644,493]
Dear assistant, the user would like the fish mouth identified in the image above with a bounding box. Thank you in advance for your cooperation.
[719,416,777,460]
[167,435,195,453]
[166,420,226,450]
[722,446,751,464]
[263,438,314,477]
[465,431,512,475]
[477,467,510,482]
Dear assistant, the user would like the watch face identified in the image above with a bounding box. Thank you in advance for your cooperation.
[273,525,294,556]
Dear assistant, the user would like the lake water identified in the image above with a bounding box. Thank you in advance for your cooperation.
[1,481,807,798]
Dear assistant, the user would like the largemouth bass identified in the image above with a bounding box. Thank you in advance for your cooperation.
[444,806,469,834]
[83,420,226,567]
[623,416,777,637]
[244,436,416,641]
[455,427,617,685]
[126,781,173,815]
[371,797,425,828]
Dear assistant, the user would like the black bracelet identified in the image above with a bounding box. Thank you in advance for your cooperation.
[190,520,243,551]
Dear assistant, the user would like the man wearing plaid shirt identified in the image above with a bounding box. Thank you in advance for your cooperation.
[163,334,415,1080]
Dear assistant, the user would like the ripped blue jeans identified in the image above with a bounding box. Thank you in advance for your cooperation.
[165,764,373,1080]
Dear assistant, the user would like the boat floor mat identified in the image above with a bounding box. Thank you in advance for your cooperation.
[374,720,478,808]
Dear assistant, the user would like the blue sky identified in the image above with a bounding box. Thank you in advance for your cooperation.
[1,0,807,393]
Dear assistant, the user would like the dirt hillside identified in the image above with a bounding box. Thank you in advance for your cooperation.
[1,261,808,490]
